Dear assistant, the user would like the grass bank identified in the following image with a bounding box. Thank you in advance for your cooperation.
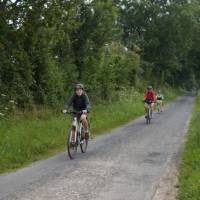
[178,92,200,200]
[0,88,179,174]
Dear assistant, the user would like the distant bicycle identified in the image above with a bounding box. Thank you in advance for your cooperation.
[65,111,88,159]
[157,100,162,113]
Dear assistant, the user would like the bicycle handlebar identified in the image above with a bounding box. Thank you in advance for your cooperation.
[62,109,89,115]
[62,110,84,115]
[66,111,82,115]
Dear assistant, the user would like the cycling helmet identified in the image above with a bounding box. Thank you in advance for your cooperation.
[147,85,153,90]
[74,83,84,90]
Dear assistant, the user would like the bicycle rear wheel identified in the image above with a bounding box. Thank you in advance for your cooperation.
[67,128,78,159]
[80,126,88,153]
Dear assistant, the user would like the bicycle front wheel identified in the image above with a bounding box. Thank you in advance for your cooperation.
[67,128,78,159]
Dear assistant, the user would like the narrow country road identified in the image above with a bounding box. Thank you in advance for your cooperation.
[0,95,194,200]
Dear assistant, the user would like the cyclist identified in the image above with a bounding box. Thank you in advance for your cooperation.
[144,85,156,118]
[156,90,164,112]
[63,83,91,139]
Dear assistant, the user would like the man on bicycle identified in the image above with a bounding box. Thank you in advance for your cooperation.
[156,90,164,112]
[63,83,91,139]
[144,85,156,118]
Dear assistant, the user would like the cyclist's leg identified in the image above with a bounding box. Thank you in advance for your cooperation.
[150,103,154,117]
[144,102,148,117]
[80,114,89,139]
[157,101,160,112]
[160,100,163,111]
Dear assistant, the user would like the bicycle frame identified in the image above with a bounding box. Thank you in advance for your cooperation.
[147,103,152,113]
[71,116,78,143]
[70,115,83,143]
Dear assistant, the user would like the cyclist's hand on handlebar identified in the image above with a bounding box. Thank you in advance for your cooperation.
[62,109,67,114]
[82,110,87,114]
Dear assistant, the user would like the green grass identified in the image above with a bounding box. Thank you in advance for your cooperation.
[0,88,179,174]
[178,92,200,200]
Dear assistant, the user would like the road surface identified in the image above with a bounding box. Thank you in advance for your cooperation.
[0,95,194,200]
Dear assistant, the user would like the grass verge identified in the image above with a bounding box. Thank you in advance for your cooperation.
[0,88,179,174]
[177,92,200,200]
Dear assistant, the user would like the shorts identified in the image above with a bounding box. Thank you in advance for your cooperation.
[145,99,153,105]
[77,113,88,122]
[144,99,154,107]
[157,100,163,104]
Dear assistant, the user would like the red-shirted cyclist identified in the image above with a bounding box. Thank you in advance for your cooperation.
[144,85,156,118]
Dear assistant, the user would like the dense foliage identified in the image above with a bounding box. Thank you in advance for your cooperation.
[0,0,200,108]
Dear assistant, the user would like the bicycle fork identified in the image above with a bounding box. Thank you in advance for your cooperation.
[71,118,78,143]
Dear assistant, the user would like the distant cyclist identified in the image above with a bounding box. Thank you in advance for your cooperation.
[63,83,91,139]
[144,85,156,118]
[156,90,164,112]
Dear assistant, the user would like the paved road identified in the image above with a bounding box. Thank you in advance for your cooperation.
[0,95,194,200]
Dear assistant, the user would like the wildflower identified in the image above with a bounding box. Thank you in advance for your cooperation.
[9,100,15,103]
[1,94,6,97]
[4,107,8,110]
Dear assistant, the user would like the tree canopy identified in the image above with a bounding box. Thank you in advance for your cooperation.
[0,0,200,107]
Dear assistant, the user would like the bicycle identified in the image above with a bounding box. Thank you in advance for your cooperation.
[157,100,162,113]
[65,111,88,159]
[145,101,153,124]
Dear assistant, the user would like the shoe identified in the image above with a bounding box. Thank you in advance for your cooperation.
[81,134,85,140]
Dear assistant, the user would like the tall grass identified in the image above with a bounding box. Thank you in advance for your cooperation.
[0,88,179,174]
[178,92,200,200]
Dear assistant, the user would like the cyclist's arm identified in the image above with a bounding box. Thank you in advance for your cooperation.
[85,94,91,112]
[144,91,148,100]
[64,95,74,110]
